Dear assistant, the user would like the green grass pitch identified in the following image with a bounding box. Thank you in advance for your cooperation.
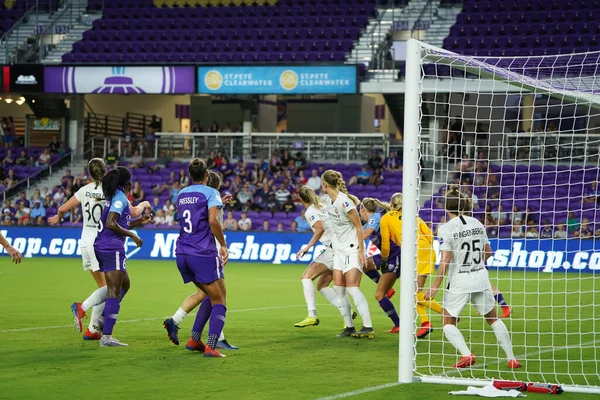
[0,258,599,399]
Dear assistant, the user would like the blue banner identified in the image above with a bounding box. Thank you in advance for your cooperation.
[1,227,599,273]
[197,66,357,94]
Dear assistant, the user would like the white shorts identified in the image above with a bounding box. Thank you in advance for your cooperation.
[81,246,100,272]
[333,249,363,274]
[443,288,495,318]
[313,247,334,271]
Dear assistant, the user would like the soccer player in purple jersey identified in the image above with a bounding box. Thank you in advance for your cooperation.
[163,170,238,350]
[175,159,229,358]
[94,167,151,347]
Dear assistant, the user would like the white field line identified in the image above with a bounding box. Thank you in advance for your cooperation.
[315,339,600,400]
[0,304,311,333]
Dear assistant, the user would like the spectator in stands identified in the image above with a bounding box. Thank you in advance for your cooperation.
[277,222,284,232]
[15,191,29,208]
[525,225,539,238]
[566,212,579,234]
[485,212,498,238]
[30,200,46,225]
[473,167,487,186]
[270,151,282,175]
[434,187,447,209]
[265,192,280,213]
[511,220,524,238]
[151,197,161,214]
[132,182,144,204]
[458,154,474,173]
[475,151,488,171]
[234,121,243,133]
[4,116,15,147]
[122,127,136,156]
[282,195,297,213]
[3,200,15,215]
[224,211,238,231]
[178,168,189,187]
[154,209,166,226]
[170,182,180,204]
[206,151,217,170]
[0,118,8,146]
[128,150,143,169]
[191,120,202,133]
[48,136,62,154]
[71,204,82,224]
[275,183,290,203]
[36,149,51,168]
[163,199,175,225]
[295,170,307,186]
[368,151,382,170]
[554,224,567,239]
[294,152,306,172]
[61,169,74,188]
[53,187,65,208]
[30,189,42,206]
[486,173,500,199]
[511,205,523,224]
[222,122,232,133]
[149,115,161,131]
[257,158,269,173]
[349,166,371,186]
[493,204,508,225]
[16,150,27,166]
[106,147,120,167]
[2,150,14,167]
[151,151,172,172]
[281,150,294,169]
[307,169,321,191]
[1,214,13,226]
[575,218,593,238]
[584,181,600,205]
[369,167,384,186]
[383,150,400,171]
[540,220,553,239]
[294,210,311,232]
[290,220,298,231]
[220,159,234,180]
[27,155,35,167]
[4,169,16,189]
[209,121,219,133]
[238,212,252,231]
[262,220,270,231]
[237,186,253,206]
[16,202,31,225]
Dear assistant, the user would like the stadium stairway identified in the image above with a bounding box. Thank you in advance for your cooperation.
[9,159,87,201]
[420,1,461,48]
[42,12,101,64]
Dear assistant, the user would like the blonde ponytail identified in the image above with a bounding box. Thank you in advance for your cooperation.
[445,185,473,214]
[362,197,391,212]
[322,169,359,205]
[389,192,402,211]
[298,185,325,209]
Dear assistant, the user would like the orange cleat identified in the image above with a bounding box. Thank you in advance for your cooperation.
[83,328,101,341]
[204,346,226,358]
[185,338,206,352]
[508,359,522,369]
[501,306,512,319]
[71,302,87,333]
[453,354,476,369]
[386,326,400,333]
[386,288,396,299]
[416,321,434,339]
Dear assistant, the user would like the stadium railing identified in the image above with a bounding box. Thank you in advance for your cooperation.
[93,132,393,162]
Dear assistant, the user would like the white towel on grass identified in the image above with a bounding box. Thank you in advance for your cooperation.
[449,384,526,397]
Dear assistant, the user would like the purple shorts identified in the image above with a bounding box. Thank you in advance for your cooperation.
[176,254,223,285]
[372,253,401,277]
[95,249,127,273]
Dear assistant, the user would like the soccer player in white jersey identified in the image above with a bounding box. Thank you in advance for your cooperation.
[424,185,521,369]
[163,171,239,350]
[321,170,373,338]
[48,158,149,340]
[293,186,350,328]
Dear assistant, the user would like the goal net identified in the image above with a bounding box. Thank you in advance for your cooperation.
[400,39,600,394]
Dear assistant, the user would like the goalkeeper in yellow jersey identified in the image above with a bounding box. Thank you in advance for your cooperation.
[377,193,443,339]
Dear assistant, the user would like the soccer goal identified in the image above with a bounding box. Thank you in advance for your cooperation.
[400,38,600,394]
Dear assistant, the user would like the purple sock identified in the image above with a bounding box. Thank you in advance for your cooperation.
[190,297,212,342]
[102,297,120,335]
[366,269,381,283]
[379,297,400,327]
[100,290,127,320]
[494,293,508,307]
[206,304,227,350]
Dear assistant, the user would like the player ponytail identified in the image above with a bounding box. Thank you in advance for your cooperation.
[299,185,324,209]
[362,197,391,212]
[388,192,402,211]
[88,158,107,189]
[206,170,221,190]
[322,169,359,206]
[102,167,131,201]
[445,185,472,215]
[188,158,207,183]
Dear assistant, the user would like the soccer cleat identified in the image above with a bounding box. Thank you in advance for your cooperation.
[204,346,226,358]
[386,326,400,334]
[92,318,104,333]
[83,328,101,341]
[217,339,239,350]
[185,338,206,352]
[351,326,375,339]
[386,288,396,299]
[294,316,320,328]
[452,354,476,368]
[99,336,128,347]
[163,318,180,345]
[337,327,357,337]
[501,306,512,319]
[71,302,86,333]
[416,321,434,339]
[508,359,522,369]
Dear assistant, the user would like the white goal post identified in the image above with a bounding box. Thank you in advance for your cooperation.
[400,38,600,394]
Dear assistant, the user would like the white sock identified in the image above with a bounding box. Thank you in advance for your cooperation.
[346,286,372,328]
[172,307,188,326]
[219,330,225,341]
[334,286,354,328]
[443,324,471,357]
[301,279,317,317]
[88,302,105,333]
[81,286,108,312]
[491,319,516,361]
[319,287,339,308]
